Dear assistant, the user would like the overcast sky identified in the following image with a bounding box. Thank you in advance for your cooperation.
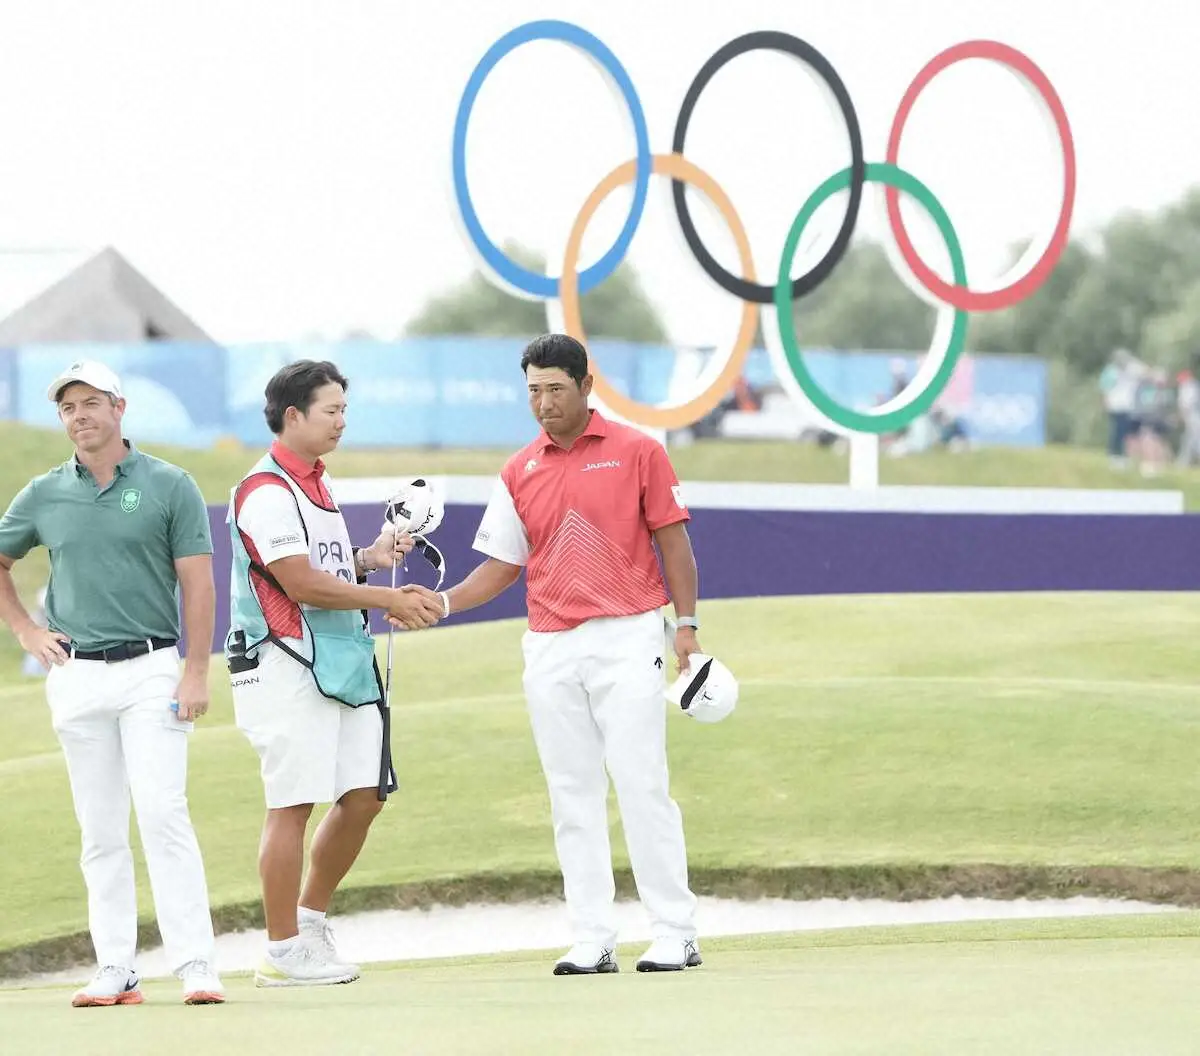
[0,0,1192,348]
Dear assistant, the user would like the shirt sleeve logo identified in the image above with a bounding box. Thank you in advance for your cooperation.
[120,488,141,513]
[672,485,686,509]
[269,532,302,548]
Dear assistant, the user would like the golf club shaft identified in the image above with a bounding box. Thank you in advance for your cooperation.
[385,558,396,702]
[663,612,678,652]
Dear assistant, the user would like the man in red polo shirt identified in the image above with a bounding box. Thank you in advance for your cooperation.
[429,333,705,975]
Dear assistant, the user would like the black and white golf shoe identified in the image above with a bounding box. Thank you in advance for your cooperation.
[636,938,702,972]
[552,943,619,976]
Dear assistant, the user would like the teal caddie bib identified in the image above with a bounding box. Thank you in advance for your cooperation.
[225,453,383,708]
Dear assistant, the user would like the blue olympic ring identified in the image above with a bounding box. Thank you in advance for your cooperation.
[451,19,652,299]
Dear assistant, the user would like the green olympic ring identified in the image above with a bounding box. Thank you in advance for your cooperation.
[774,161,968,434]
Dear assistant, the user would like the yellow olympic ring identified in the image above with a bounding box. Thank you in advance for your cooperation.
[558,153,758,431]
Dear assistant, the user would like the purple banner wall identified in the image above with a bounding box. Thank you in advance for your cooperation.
[204,504,1200,653]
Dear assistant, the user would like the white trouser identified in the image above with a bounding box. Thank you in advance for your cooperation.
[45,646,216,973]
[232,640,384,809]
[522,609,697,948]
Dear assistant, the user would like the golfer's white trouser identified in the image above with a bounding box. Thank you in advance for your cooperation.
[522,610,697,948]
[45,647,216,973]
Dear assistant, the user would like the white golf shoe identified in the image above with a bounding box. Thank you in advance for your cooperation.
[299,914,357,973]
[71,965,143,1007]
[254,937,360,988]
[553,943,619,976]
[177,959,225,1004]
[636,938,702,972]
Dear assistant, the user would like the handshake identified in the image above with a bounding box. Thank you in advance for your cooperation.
[384,583,445,631]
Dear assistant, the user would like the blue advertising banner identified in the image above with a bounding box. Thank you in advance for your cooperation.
[18,341,228,446]
[0,347,15,420]
[968,355,1047,446]
[226,338,540,448]
[13,338,1048,449]
[739,346,1046,445]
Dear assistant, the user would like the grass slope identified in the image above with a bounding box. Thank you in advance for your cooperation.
[3,593,1200,976]
[5,915,1200,1055]
[4,421,1199,504]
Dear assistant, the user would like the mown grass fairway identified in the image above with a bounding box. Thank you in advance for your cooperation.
[3,593,1200,972]
[6,915,1200,1055]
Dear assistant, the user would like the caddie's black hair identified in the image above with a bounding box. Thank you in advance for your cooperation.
[263,360,348,435]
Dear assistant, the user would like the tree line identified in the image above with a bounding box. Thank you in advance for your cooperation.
[406,188,1200,446]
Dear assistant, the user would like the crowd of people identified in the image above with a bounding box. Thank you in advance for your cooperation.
[1099,349,1200,475]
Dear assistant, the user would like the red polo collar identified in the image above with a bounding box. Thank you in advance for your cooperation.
[270,440,331,506]
[536,409,609,452]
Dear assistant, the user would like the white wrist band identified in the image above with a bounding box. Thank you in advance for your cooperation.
[439,591,450,618]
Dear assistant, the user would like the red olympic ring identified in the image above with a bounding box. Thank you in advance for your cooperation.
[884,40,1076,312]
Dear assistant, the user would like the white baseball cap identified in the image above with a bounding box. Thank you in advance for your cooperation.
[47,360,124,403]
[666,653,739,724]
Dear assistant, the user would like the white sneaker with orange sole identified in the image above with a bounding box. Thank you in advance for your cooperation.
[177,959,226,1004]
[71,965,143,1008]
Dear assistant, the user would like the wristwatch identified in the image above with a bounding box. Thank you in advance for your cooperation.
[676,616,700,629]
[352,546,373,580]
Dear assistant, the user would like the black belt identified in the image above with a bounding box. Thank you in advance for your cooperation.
[70,637,178,663]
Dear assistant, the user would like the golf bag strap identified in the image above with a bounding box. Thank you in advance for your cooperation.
[372,655,396,801]
[241,478,310,595]
[248,555,289,596]
[377,699,398,801]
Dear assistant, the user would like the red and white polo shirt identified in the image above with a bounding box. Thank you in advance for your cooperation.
[234,440,336,639]
[472,411,690,632]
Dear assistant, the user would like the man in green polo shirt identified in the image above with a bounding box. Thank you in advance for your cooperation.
[0,360,225,1008]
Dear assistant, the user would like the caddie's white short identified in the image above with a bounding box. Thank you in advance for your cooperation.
[231,640,383,809]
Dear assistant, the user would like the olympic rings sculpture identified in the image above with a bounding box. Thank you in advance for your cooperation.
[452,20,1076,434]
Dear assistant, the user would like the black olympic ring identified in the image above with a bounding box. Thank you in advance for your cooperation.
[670,30,866,305]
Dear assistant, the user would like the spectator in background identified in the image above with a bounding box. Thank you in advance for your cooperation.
[880,359,912,453]
[1176,367,1200,466]
[1134,366,1173,476]
[1098,348,1143,469]
[732,375,761,412]
[930,402,970,452]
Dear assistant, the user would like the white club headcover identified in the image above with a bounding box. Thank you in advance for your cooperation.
[380,478,446,590]
[382,478,444,538]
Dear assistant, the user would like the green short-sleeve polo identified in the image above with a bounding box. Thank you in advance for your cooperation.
[0,442,213,651]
